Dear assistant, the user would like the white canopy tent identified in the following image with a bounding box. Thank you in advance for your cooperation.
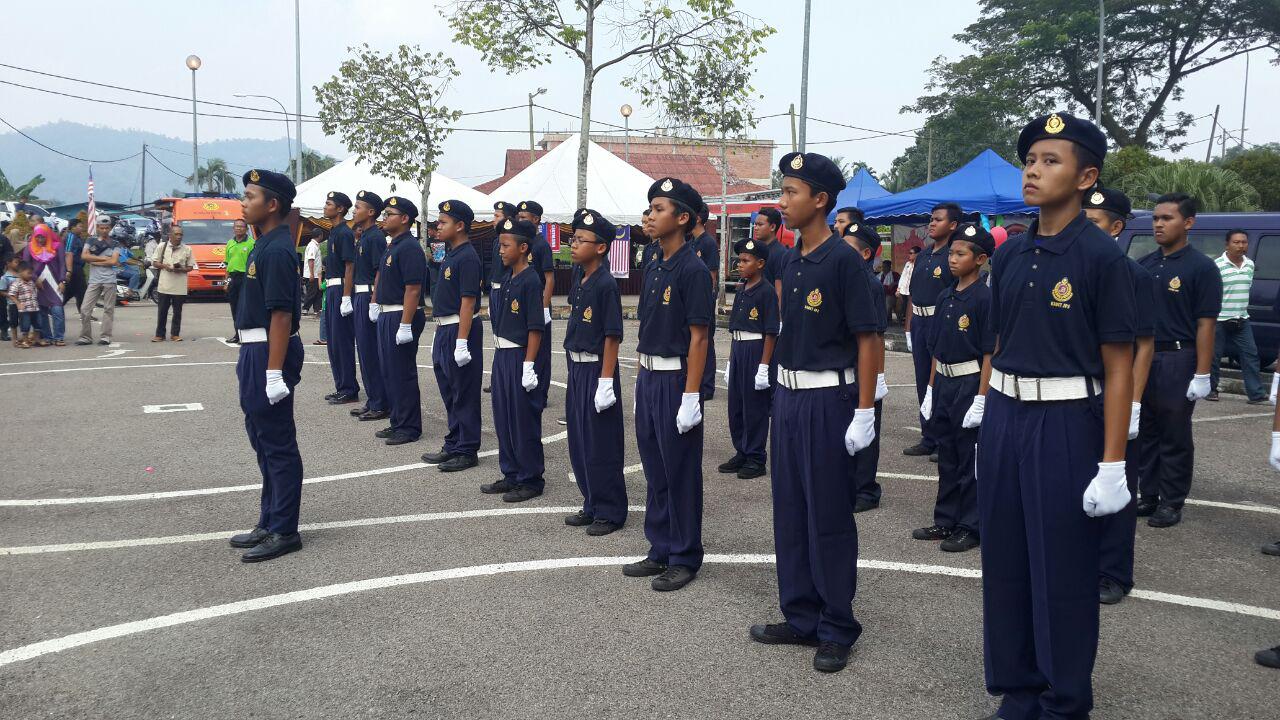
[490,134,654,224]
[294,157,492,219]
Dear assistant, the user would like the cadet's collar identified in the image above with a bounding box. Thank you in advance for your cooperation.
[1023,212,1089,255]
[1162,243,1191,259]
[799,233,841,263]
[446,240,468,256]
[390,231,415,244]
[656,237,694,268]
[950,279,979,299]
[577,262,603,291]
[258,224,291,245]
[738,276,766,295]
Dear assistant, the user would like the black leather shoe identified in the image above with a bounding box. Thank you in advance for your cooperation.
[483,385,492,393]
[1262,540,1280,557]
[813,641,852,673]
[718,454,746,473]
[652,565,696,591]
[902,442,933,456]
[853,497,880,513]
[565,510,593,527]
[327,393,360,405]
[1147,505,1182,528]
[324,392,341,401]
[929,453,939,463]
[912,524,951,541]
[1099,577,1128,605]
[240,532,302,563]
[1247,397,1270,405]
[385,432,419,446]
[375,427,396,439]
[481,479,515,495]
[749,622,819,647]
[349,405,369,416]
[228,526,269,548]
[422,448,456,465]
[439,454,478,472]
[1256,645,1280,669]
[502,484,543,503]
[622,558,667,577]
[557,416,567,426]
[358,410,390,421]
[1135,498,1158,517]
[1205,391,1220,401]
[585,519,622,536]
[941,528,980,552]
[737,460,766,479]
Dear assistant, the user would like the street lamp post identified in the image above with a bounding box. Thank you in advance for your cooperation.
[528,88,547,165]
[235,93,293,176]
[620,104,633,162]
[186,54,201,193]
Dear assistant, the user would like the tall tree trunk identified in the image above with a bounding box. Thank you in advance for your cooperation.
[419,169,434,254]
[575,3,595,210]
[718,133,729,309]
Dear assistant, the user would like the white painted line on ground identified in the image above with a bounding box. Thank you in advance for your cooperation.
[1,553,1274,669]
[0,353,182,368]
[142,403,204,414]
[1193,412,1274,423]
[0,360,333,378]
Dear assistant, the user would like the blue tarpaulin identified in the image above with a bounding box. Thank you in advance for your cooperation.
[856,149,1035,223]
[826,168,891,222]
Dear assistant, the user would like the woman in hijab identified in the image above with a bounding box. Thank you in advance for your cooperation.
[22,223,67,346]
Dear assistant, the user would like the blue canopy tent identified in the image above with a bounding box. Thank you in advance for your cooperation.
[826,168,890,222]
[856,149,1035,223]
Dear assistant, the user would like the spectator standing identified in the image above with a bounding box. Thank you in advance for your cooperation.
[151,224,194,341]
[77,216,121,346]
[225,219,254,343]
[22,224,66,346]
[896,246,918,326]
[877,259,899,323]
[1208,229,1267,403]
[62,217,87,315]
[302,227,323,315]
[0,256,18,342]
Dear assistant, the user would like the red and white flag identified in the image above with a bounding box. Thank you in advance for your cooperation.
[610,225,630,278]
[86,166,97,229]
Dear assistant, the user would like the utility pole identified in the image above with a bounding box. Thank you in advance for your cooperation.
[527,88,547,165]
[926,132,934,183]
[1206,104,1220,163]
[1240,52,1250,149]
[797,0,811,152]
[788,103,797,153]
[1095,0,1105,126]
[141,144,146,209]
[294,0,303,184]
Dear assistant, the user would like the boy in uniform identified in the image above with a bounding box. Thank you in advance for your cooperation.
[904,203,961,458]
[486,201,517,394]
[350,190,389,422]
[322,191,360,405]
[693,202,721,400]
[371,197,428,446]
[718,237,779,480]
[517,201,556,411]
[842,222,890,513]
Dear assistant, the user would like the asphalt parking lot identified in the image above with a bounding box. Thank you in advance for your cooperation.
[1,299,1277,719]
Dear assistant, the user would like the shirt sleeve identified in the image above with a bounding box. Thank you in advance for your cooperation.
[534,241,553,274]
[700,236,719,273]
[987,252,1003,339]
[262,246,298,311]
[841,255,880,335]
[1094,254,1137,344]
[399,243,428,288]
[683,264,713,327]
[521,278,544,332]
[978,292,997,354]
[338,228,357,264]
[1193,258,1224,320]
[601,280,624,339]
[458,254,480,298]
[761,288,780,335]
[1131,264,1156,338]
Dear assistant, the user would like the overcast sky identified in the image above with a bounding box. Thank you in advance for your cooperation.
[2,0,1273,185]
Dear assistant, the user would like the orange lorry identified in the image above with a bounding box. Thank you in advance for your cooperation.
[155,195,243,295]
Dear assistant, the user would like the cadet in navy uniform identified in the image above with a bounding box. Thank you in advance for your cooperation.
[693,202,721,400]
[370,197,428,446]
[748,152,879,674]
[322,191,360,405]
[976,113,1136,720]
[752,207,787,298]
[1084,186,1157,604]
[563,208,627,535]
[1136,193,1221,529]
[637,208,662,269]
[623,177,713,593]
[717,237,778,480]
[349,190,389,422]
[915,223,995,553]
[842,222,890,513]
[227,169,305,563]
[482,218,546,502]
[485,201,518,395]
[516,201,556,410]
[903,202,961,458]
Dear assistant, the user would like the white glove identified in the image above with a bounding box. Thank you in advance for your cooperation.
[1270,432,1280,472]
[1128,401,1141,440]
[453,338,472,367]
[905,331,913,353]
[543,307,552,324]
[340,295,353,316]
[875,373,888,402]
[368,302,382,322]
[522,361,538,392]
[396,322,412,345]
[594,378,616,413]
[754,364,770,391]
[962,394,986,429]
[845,407,876,455]
[1271,373,1279,403]
[1186,373,1211,401]
[265,369,289,405]
[920,385,934,421]
[1082,461,1130,517]
[675,392,702,434]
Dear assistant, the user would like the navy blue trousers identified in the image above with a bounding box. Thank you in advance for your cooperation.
[1138,348,1197,510]
[237,336,305,535]
[635,367,704,570]
[727,339,771,464]
[1099,438,1140,591]
[534,320,552,410]
[567,358,627,524]
[352,292,387,412]
[770,384,862,647]
[909,313,938,450]
[324,285,359,397]
[376,310,425,440]
[701,331,717,400]
[431,322,484,455]
[492,347,545,489]
[849,399,883,503]
[977,390,1104,720]
[930,373,980,532]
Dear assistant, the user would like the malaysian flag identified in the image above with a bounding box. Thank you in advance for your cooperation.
[86,166,97,229]
[610,225,630,278]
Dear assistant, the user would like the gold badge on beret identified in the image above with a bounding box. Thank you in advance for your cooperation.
[327,191,334,198]
[1090,191,1105,206]
[249,169,260,182]
[850,223,859,233]
[745,241,754,250]
[504,220,514,230]
[1045,113,1065,134]
[790,155,804,170]
[583,214,594,226]
[358,191,366,198]
[389,198,398,206]
[520,202,528,210]
[443,201,451,212]
[661,179,674,192]
[964,226,976,237]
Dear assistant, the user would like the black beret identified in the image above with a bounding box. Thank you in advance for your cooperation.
[242,168,296,202]
[438,199,474,227]
[842,222,881,250]
[1083,185,1132,218]
[326,191,352,209]
[518,200,544,217]
[355,190,384,213]
[493,201,518,218]
[496,217,538,241]
[954,223,995,257]
[384,196,418,221]
[1017,112,1107,167]
[647,177,702,216]
[732,238,769,260]
[571,208,617,244]
[778,152,848,196]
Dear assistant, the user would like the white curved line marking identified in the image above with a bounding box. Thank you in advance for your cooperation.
[0,360,332,378]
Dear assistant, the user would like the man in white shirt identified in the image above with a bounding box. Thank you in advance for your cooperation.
[895,246,918,326]
[302,227,323,316]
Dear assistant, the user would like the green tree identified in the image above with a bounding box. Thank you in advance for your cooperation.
[0,168,45,199]
[187,158,237,194]
[444,0,773,209]
[1115,161,1261,212]
[287,149,339,183]
[315,44,462,224]
[1100,145,1169,188]
[1221,145,1280,211]
[889,94,1022,189]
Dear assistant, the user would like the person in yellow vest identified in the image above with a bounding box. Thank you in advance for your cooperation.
[225,219,255,344]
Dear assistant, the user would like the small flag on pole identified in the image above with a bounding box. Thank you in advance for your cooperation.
[86,166,97,229]
[610,226,630,279]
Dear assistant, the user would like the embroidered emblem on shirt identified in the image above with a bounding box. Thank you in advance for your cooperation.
[583,307,593,322]
[247,261,256,278]
[1052,277,1073,304]
[806,288,823,310]
[1090,191,1105,206]
[386,255,392,266]
[958,313,970,330]
[663,285,672,304]
[1169,276,1182,292]
[444,267,452,280]
[932,266,942,278]
[790,155,804,170]
[749,306,759,320]
[1045,114,1065,134]
[511,299,520,313]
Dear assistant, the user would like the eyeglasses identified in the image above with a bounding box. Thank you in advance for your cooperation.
[568,237,605,246]
[382,210,406,219]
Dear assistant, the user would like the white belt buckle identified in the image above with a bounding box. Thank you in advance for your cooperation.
[436,314,460,326]
[354,284,371,293]
[238,327,268,343]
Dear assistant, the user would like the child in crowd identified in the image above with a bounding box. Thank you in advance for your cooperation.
[8,261,41,348]
[0,256,18,343]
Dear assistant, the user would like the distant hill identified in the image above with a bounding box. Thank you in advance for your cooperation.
[0,122,299,207]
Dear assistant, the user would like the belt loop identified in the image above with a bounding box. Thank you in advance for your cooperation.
[836,365,851,401]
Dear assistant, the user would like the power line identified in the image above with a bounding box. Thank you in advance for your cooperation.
[0,78,325,122]
[145,150,189,180]
[0,114,142,163]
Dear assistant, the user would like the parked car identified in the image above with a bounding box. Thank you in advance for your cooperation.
[0,200,66,231]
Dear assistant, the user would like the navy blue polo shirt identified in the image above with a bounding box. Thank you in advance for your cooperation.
[761,240,788,286]
[862,254,889,333]
[638,241,661,271]
[694,232,720,275]
[495,264,545,346]
[324,221,357,282]
[353,224,386,286]
[927,281,995,365]
[489,238,506,285]
[637,240,714,358]
[564,264,624,355]
[989,212,1136,378]
[1137,244,1222,344]
[529,233,553,279]
[909,240,954,307]
[375,232,427,306]
[234,224,300,335]
[774,234,880,371]
[431,241,481,316]
[1127,257,1157,339]
[728,277,779,336]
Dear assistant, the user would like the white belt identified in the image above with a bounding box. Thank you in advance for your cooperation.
[435,314,460,325]
[912,304,936,317]
[732,331,764,341]
[325,279,345,289]
[495,337,523,349]
[490,282,501,290]
[354,284,371,293]
[237,328,299,344]
[991,369,1100,402]
[776,366,856,390]
[937,359,981,377]
[380,304,405,313]
[568,351,599,363]
[639,353,683,371]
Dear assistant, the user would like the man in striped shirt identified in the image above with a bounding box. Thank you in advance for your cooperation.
[1209,229,1268,403]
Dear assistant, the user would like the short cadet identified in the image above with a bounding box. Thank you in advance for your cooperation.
[516,200,556,411]
[1137,193,1221,529]
[976,113,1136,720]
[349,190,389,422]
[842,222,890,514]
[692,202,722,401]
[228,169,305,563]
[904,202,961,458]
[748,152,879,674]
[482,218,546,503]
[718,236,778,480]
[1084,186,1157,604]
[916,223,995,553]
[422,200,484,473]
[624,177,713,593]
[563,208,627,536]
[485,201,517,395]
[322,191,360,405]
[370,197,428,446]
